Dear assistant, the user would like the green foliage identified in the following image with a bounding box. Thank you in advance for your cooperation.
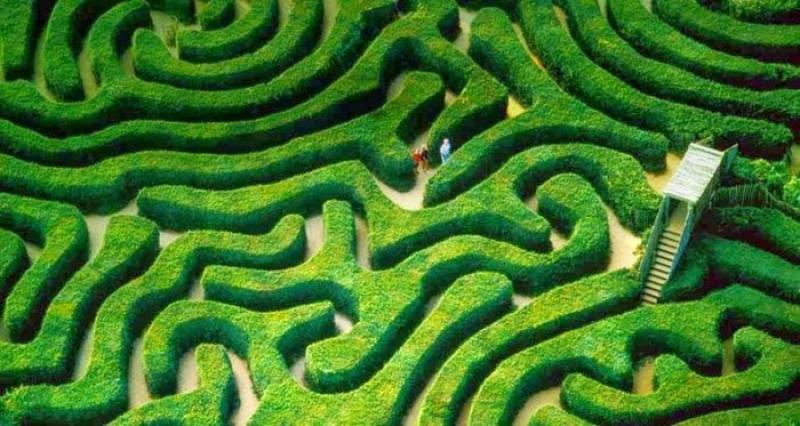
[703,207,800,262]
[559,0,800,128]
[198,0,236,31]
[134,0,323,89]
[608,0,800,89]
[664,234,800,303]
[716,0,800,23]
[782,176,800,208]
[178,0,279,62]
[469,284,800,424]
[518,0,792,158]
[0,0,798,424]
[1,214,305,424]
[751,159,791,190]
[0,194,89,342]
[653,0,800,61]
[0,214,158,388]
[111,344,238,425]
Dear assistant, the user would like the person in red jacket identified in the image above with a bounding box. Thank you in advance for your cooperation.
[412,148,423,173]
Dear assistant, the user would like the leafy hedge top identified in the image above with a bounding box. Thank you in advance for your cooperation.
[0,0,797,424]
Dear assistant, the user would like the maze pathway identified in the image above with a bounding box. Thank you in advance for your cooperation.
[0,0,798,424]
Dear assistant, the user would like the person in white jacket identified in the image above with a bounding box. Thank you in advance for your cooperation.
[440,138,452,164]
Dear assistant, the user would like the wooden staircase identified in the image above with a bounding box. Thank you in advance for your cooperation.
[642,229,680,306]
[638,142,737,307]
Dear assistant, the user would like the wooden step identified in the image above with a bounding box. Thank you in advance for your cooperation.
[661,232,682,243]
[646,275,664,284]
[646,284,665,292]
[656,248,677,258]
[649,265,670,277]
[653,263,671,274]
[642,294,659,305]
[648,269,669,280]
[644,288,661,298]
[654,257,672,269]
[646,280,663,289]
[658,238,680,250]
[644,286,662,296]
[658,235,681,247]
[660,237,681,247]
[656,250,676,261]
[654,255,671,264]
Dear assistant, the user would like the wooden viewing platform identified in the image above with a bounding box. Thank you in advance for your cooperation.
[639,142,737,306]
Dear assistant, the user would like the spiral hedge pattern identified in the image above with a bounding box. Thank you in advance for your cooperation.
[0,0,798,424]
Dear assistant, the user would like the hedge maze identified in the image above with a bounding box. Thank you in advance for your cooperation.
[0,0,798,424]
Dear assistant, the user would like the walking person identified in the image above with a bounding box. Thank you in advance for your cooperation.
[412,147,423,173]
[420,144,429,171]
[439,138,452,164]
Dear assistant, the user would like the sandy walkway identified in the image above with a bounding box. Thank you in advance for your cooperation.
[513,386,562,426]
[453,8,478,54]
[128,338,153,409]
[646,152,681,195]
[8,3,695,423]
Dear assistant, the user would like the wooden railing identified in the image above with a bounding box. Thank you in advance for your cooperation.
[664,144,739,276]
[710,184,800,220]
[638,143,739,284]
[638,198,668,283]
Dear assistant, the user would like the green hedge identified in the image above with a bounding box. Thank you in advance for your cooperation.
[142,300,334,397]
[664,233,800,303]
[247,271,513,424]
[0,0,38,80]
[198,0,235,30]
[468,284,799,424]
[707,237,800,303]
[469,6,669,164]
[0,230,28,312]
[518,0,792,158]
[149,0,195,23]
[607,0,800,90]
[0,71,443,213]
[196,172,613,395]
[653,0,800,63]
[447,7,668,182]
[87,0,153,87]
[0,0,394,135]
[563,326,799,424]
[399,31,509,165]
[427,143,659,233]
[419,270,640,425]
[177,0,278,62]
[559,0,800,128]
[41,0,133,101]
[0,214,305,424]
[715,0,800,24]
[0,194,88,342]
[529,406,592,425]
[138,144,657,271]
[110,343,238,425]
[0,6,503,176]
[702,207,800,263]
[0,215,158,388]
[676,401,800,425]
[133,0,322,90]
[421,7,667,210]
